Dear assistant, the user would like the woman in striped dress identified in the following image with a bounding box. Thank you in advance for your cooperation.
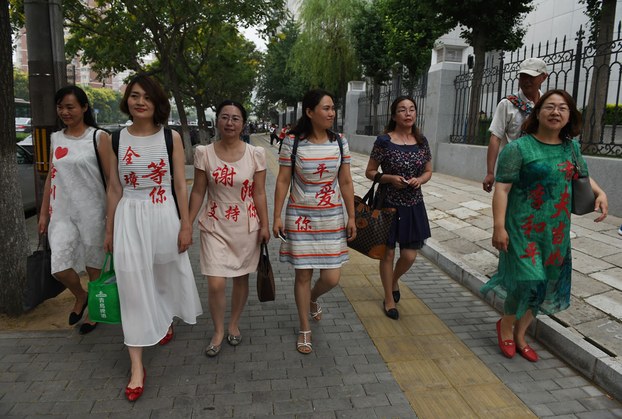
[273,89,357,354]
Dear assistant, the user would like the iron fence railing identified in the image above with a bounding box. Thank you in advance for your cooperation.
[357,71,428,137]
[450,23,622,157]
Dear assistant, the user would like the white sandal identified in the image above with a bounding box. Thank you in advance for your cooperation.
[296,330,312,354]
[310,301,322,321]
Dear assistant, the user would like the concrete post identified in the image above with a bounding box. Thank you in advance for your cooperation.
[343,81,366,139]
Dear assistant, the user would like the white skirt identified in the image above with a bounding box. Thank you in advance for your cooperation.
[113,196,202,346]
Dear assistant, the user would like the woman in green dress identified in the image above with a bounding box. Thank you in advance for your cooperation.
[481,89,608,362]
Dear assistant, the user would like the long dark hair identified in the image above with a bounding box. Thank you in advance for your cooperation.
[120,75,170,125]
[385,96,424,144]
[522,89,582,141]
[55,85,98,128]
[290,89,338,141]
[215,100,247,123]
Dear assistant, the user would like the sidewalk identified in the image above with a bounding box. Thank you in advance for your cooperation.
[1,133,619,418]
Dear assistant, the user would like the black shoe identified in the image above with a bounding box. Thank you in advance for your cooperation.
[383,302,399,320]
[392,290,401,303]
[79,322,98,335]
[69,297,88,326]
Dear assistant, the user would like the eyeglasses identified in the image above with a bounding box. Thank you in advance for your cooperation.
[541,104,570,113]
[396,107,416,114]
[218,114,243,124]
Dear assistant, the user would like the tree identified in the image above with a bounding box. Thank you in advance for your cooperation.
[0,0,29,315]
[13,69,29,100]
[63,0,285,159]
[581,0,618,150]
[432,0,534,142]
[82,86,124,124]
[291,0,363,104]
[257,19,307,114]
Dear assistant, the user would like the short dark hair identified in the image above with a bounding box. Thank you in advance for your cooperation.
[55,85,98,128]
[120,75,170,125]
[290,89,338,141]
[215,100,247,123]
[385,96,423,144]
[522,89,582,140]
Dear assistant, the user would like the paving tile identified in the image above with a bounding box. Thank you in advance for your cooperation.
[586,290,622,318]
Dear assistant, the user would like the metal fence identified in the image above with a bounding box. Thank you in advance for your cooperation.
[356,71,428,137]
[450,23,622,157]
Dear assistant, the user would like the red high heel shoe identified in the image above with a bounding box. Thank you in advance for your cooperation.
[125,368,146,402]
[496,319,516,358]
[158,325,174,346]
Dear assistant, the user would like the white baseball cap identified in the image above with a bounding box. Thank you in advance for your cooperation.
[518,58,547,77]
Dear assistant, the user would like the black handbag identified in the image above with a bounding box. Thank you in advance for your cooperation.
[257,242,275,302]
[570,143,595,215]
[23,233,66,311]
[347,182,396,260]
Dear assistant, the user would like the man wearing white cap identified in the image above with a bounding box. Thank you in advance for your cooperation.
[483,57,548,192]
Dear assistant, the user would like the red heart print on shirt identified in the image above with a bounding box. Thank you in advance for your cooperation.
[55,147,68,159]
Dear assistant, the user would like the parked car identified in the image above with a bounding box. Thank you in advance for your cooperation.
[15,117,32,133]
[16,142,37,214]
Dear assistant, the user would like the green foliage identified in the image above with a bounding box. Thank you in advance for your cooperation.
[8,0,24,36]
[257,19,307,109]
[291,0,363,98]
[603,104,622,125]
[82,86,124,124]
[13,69,28,100]
[350,1,391,85]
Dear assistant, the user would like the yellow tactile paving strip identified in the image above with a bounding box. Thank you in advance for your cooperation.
[342,252,536,419]
[262,138,536,418]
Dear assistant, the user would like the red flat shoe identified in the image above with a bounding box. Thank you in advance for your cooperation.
[496,319,515,358]
[158,326,174,346]
[125,368,146,402]
[517,344,539,362]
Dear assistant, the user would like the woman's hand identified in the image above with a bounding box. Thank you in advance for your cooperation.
[390,175,409,189]
[492,226,509,252]
[346,218,357,242]
[593,191,608,222]
[38,214,49,235]
[272,217,284,239]
[259,226,271,244]
[405,177,423,189]
[177,224,192,253]
[104,231,113,253]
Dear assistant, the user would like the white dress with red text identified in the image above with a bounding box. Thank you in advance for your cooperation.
[194,143,266,277]
[114,127,202,347]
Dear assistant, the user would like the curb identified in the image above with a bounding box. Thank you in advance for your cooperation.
[420,239,622,401]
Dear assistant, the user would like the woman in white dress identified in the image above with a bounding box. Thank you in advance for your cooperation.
[103,75,202,402]
[38,85,110,335]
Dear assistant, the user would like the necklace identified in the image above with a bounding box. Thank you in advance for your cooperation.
[393,133,411,145]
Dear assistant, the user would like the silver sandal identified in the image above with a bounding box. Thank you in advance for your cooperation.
[296,330,312,354]
[310,301,322,321]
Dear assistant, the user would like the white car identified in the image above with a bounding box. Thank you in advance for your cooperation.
[15,117,31,133]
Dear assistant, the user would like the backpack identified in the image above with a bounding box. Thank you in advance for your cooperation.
[290,130,344,187]
[111,128,180,218]
[92,129,106,189]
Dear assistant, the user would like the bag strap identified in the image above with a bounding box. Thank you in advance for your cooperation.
[569,140,584,177]
[506,94,533,115]
[92,129,107,189]
[290,131,343,190]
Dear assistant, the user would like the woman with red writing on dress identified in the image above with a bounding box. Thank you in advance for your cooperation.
[272,89,356,354]
[38,85,110,335]
[103,75,202,401]
[481,90,608,363]
[188,100,270,358]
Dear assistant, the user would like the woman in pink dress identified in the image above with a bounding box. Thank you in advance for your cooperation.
[189,100,270,357]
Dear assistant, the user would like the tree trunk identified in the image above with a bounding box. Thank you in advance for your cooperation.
[582,0,616,151]
[169,86,193,163]
[0,2,29,315]
[467,40,486,144]
[194,98,210,144]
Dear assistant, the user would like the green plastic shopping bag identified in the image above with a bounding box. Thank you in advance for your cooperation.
[88,253,121,324]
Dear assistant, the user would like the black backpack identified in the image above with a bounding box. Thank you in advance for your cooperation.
[111,128,180,218]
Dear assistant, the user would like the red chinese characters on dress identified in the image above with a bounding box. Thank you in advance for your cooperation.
[521,214,545,238]
[124,172,139,188]
[149,186,167,204]
[142,159,167,185]
[551,221,566,245]
[50,167,57,179]
[207,202,218,220]
[296,216,312,231]
[50,185,56,200]
[528,184,545,210]
[544,248,564,267]
[123,146,140,165]
[241,179,255,201]
[247,202,257,219]
[551,184,570,220]
[557,160,576,181]
[314,163,329,179]
[519,242,541,265]
[212,164,236,187]
[225,205,241,222]
[315,183,335,207]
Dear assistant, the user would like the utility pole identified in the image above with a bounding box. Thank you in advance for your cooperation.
[24,0,67,212]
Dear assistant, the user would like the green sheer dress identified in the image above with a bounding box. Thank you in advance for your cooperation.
[480,135,588,319]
